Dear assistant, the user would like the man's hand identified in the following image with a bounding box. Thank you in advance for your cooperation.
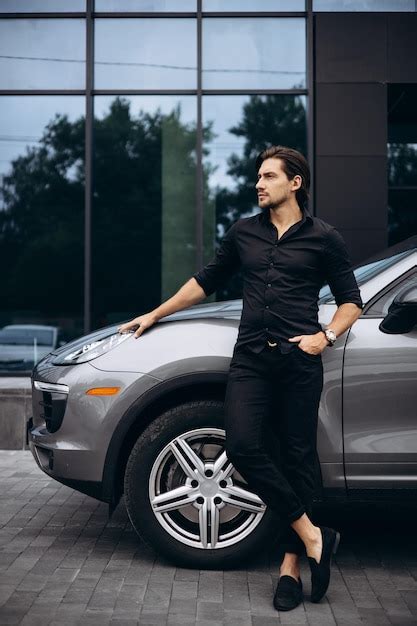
[117,312,158,339]
[288,331,328,355]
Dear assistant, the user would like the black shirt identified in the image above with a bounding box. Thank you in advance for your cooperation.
[192,206,363,354]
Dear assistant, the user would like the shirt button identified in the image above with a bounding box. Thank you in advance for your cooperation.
[274,243,278,247]
[269,262,273,267]
[265,305,269,309]
[267,283,271,287]
[265,327,269,331]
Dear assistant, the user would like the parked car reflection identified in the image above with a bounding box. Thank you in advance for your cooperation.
[0,325,66,374]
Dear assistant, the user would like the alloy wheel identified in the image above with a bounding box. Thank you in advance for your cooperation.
[148,427,266,550]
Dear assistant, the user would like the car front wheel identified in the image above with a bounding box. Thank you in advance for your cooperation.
[124,400,278,569]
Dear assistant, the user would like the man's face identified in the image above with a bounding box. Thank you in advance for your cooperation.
[255,157,300,210]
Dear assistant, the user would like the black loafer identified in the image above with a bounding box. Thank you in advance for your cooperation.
[273,574,303,611]
[308,526,341,603]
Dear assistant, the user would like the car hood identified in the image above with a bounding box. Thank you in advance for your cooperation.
[48,298,336,364]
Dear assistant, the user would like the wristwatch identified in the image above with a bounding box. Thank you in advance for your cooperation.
[323,327,337,347]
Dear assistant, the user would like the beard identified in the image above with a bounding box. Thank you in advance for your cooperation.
[260,197,280,213]
[259,192,292,213]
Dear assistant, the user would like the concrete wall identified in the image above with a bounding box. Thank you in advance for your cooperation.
[0,378,31,450]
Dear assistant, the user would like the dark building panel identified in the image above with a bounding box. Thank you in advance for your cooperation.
[388,14,417,83]
[316,156,387,231]
[315,13,386,83]
[314,12,391,259]
[316,83,387,156]
[337,229,387,265]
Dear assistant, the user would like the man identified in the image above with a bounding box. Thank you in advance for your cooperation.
[118,145,363,611]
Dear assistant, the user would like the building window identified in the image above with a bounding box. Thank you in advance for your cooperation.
[0,19,86,89]
[313,0,415,11]
[387,85,417,246]
[95,0,196,10]
[0,0,85,11]
[0,96,85,373]
[203,1,305,9]
[94,18,197,89]
[202,18,306,90]
[92,96,197,329]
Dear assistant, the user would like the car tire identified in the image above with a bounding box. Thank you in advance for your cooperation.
[124,399,279,569]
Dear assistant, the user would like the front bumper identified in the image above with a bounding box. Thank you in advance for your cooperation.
[27,354,160,502]
[27,422,106,500]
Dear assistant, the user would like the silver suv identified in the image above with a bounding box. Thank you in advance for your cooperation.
[28,236,417,568]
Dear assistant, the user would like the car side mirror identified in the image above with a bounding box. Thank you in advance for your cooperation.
[379,283,417,334]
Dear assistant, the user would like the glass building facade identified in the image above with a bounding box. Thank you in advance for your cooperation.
[0,0,416,373]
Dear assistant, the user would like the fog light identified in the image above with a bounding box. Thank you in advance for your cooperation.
[34,446,54,471]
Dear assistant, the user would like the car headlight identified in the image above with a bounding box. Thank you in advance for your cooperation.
[51,327,132,365]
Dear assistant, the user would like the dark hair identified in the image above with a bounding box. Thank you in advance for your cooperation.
[255,145,310,210]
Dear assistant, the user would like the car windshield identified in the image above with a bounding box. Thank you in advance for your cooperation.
[0,328,54,346]
[318,248,416,303]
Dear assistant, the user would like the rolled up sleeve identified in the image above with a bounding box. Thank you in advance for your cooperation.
[193,222,241,297]
[322,228,363,310]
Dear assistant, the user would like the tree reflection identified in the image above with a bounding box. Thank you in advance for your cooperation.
[209,94,307,300]
[91,97,205,327]
[0,97,208,335]
[388,143,417,186]
[0,112,85,336]
[388,143,417,246]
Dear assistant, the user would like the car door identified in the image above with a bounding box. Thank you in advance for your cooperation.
[343,267,417,494]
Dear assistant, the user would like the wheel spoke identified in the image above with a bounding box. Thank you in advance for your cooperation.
[198,499,209,548]
[221,484,266,513]
[213,449,235,480]
[151,484,197,513]
[176,437,206,474]
[210,499,221,548]
[169,437,205,479]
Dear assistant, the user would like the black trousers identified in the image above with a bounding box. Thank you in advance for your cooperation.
[224,341,323,556]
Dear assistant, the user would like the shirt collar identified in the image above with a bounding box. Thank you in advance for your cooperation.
[260,206,313,226]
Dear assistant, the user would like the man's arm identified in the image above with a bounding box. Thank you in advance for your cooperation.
[151,278,207,322]
[192,222,241,297]
[322,302,362,341]
[288,228,363,353]
[118,222,241,338]
[319,228,364,345]
[117,277,207,338]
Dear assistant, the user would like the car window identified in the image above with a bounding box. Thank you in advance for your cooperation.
[0,328,54,346]
[366,271,417,317]
[318,248,415,304]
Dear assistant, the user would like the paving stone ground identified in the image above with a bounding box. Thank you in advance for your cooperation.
[0,451,417,626]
